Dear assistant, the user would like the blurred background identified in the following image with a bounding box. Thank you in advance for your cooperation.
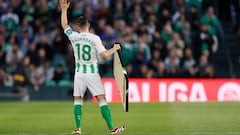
[0,0,240,101]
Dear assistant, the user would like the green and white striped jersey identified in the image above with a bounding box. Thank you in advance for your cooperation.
[64,27,106,74]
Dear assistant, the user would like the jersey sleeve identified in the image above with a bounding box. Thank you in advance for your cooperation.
[95,37,106,54]
[64,27,74,38]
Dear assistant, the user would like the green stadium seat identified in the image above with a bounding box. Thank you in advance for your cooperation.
[45,80,56,86]
[58,80,72,87]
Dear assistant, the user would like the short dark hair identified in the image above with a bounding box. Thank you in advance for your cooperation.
[76,16,88,27]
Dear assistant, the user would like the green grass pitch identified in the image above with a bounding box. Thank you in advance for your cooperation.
[0,101,240,135]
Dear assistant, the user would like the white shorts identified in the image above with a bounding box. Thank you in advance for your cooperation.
[73,73,105,97]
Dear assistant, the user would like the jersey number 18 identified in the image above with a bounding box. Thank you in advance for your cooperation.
[75,44,91,61]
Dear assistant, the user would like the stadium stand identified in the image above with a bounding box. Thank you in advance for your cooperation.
[0,0,240,93]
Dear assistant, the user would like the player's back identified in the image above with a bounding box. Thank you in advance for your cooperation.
[65,28,106,74]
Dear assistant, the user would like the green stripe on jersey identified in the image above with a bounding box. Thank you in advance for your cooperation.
[83,64,87,73]
[90,64,94,73]
[76,63,80,72]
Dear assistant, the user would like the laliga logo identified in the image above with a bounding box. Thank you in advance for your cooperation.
[218,82,240,101]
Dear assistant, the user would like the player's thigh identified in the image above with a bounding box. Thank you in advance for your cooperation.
[86,74,105,96]
[74,74,87,97]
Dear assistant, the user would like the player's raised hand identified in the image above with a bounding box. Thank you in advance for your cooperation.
[59,0,70,10]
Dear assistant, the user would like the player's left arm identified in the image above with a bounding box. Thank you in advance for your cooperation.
[100,43,121,58]
[59,0,70,30]
[95,37,120,58]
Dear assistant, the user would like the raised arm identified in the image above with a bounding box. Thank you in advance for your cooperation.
[100,44,121,58]
[59,0,70,30]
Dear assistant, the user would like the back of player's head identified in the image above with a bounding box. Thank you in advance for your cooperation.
[76,16,89,28]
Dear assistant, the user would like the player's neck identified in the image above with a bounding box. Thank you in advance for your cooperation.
[79,29,89,33]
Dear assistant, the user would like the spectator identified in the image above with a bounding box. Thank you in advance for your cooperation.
[21,0,35,23]
[0,0,8,16]
[158,8,171,28]
[26,43,40,66]
[52,30,68,56]
[34,0,49,26]
[167,66,182,78]
[16,18,34,43]
[39,60,54,81]
[186,0,201,11]
[164,49,180,73]
[167,32,185,58]
[181,48,196,71]
[133,33,151,62]
[154,61,167,78]
[181,22,191,47]
[149,49,161,72]
[150,37,167,60]
[126,64,134,78]
[148,0,161,14]
[37,48,47,67]
[138,64,153,78]
[95,17,107,35]
[71,2,83,19]
[200,6,220,35]
[131,33,152,75]
[172,6,186,23]
[1,6,19,34]
[53,64,65,84]
[161,22,173,42]
[113,18,126,38]
[100,25,116,48]
[188,4,200,32]
[13,63,29,101]
[35,35,54,61]
[30,68,45,91]
[8,0,21,15]
[2,32,18,53]
[130,19,140,38]
[184,64,199,78]
[198,53,209,74]
[93,0,110,10]
[128,4,144,25]
[137,25,151,44]
[48,22,61,43]
[0,67,13,86]
[6,43,24,68]
[94,0,111,20]
[83,4,96,26]
[23,56,34,80]
[64,44,75,81]
[120,32,134,66]
[112,0,127,20]
[34,25,50,44]
[200,64,215,78]
[19,37,30,55]
[192,24,214,60]
[146,14,157,35]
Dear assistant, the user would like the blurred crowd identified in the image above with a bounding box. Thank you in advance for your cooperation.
[0,0,240,89]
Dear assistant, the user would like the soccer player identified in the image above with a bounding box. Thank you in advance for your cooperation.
[59,0,126,134]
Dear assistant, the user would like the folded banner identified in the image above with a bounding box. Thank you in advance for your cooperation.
[101,78,240,102]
